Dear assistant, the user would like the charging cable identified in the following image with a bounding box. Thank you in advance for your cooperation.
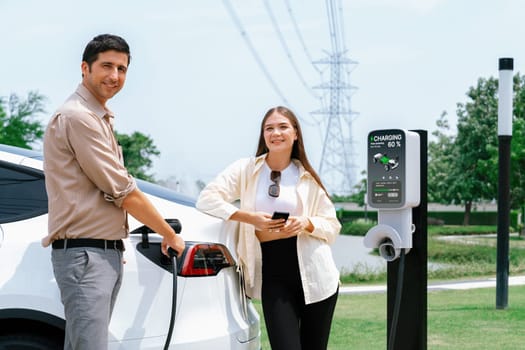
[164,247,178,350]
[388,248,405,350]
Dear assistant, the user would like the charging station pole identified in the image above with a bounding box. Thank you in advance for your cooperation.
[496,57,513,309]
[387,130,427,349]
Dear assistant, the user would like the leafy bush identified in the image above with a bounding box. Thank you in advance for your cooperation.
[339,267,386,284]
[340,219,375,236]
[337,209,519,227]
[341,223,499,237]
[427,225,497,236]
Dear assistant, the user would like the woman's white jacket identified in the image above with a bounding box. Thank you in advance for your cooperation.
[196,154,341,304]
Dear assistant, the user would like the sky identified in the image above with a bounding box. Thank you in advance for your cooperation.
[1,0,524,197]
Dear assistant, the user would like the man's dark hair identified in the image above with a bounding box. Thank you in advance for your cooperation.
[82,34,131,67]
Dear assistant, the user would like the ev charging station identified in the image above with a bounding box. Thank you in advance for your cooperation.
[364,129,420,260]
[364,129,428,350]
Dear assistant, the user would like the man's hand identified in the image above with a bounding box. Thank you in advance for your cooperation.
[122,188,186,257]
[162,232,185,257]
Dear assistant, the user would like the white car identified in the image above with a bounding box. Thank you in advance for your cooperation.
[0,144,260,349]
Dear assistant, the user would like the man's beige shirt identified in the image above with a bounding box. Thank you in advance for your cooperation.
[42,84,136,247]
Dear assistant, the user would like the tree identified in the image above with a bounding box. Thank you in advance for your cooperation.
[428,73,525,227]
[510,74,525,235]
[347,170,367,207]
[428,111,456,204]
[0,91,46,148]
[447,77,500,224]
[115,131,160,182]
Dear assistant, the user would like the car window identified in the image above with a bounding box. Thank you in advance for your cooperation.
[0,160,48,224]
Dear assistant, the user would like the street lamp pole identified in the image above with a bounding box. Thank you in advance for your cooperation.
[496,57,513,309]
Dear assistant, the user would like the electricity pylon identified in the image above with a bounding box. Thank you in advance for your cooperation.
[313,0,358,196]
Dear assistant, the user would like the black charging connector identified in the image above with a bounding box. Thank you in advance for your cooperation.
[163,247,178,350]
[388,249,406,350]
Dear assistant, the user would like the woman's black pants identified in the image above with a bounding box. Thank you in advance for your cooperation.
[261,237,338,350]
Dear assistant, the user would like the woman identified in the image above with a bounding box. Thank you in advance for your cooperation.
[196,106,340,350]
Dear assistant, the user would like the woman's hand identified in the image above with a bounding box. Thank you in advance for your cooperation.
[231,210,314,242]
[256,215,313,242]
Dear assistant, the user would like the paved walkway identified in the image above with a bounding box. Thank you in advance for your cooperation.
[339,275,525,294]
[332,234,525,294]
[331,234,386,274]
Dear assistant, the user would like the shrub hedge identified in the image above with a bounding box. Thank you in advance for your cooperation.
[337,209,519,227]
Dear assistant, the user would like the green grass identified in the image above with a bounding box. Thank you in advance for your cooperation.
[253,285,525,349]
[426,233,525,280]
[253,227,525,348]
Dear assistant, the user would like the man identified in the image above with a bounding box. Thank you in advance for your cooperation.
[42,34,185,350]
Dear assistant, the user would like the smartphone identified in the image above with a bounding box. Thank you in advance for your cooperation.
[271,211,289,221]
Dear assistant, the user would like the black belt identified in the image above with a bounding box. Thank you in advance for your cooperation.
[52,238,125,251]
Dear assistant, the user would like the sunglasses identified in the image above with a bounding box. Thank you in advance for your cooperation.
[268,170,281,198]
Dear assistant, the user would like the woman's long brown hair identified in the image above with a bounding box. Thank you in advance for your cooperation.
[255,106,329,196]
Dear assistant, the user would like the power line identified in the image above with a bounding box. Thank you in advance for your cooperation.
[335,0,354,79]
[263,0,320,99]
[282,0,330,131]
[284,0,323,75]
[222,0,359,191]
[314,0,359,195]
[222,0,319,126]
[222,0,291,107]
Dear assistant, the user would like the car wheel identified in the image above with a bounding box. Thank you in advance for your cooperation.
[0,332,63,350]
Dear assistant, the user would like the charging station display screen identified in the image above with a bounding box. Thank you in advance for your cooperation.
[367,129,406,208]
